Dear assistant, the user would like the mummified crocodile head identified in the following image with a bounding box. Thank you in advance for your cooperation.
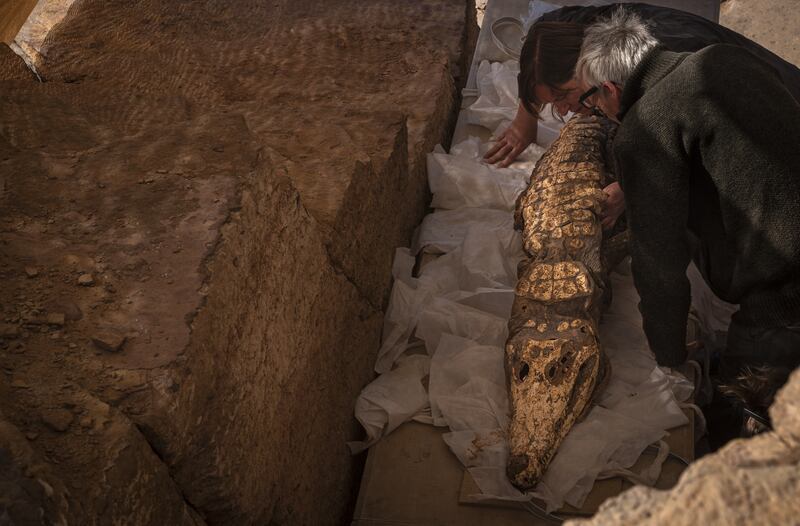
[504,321,607,489]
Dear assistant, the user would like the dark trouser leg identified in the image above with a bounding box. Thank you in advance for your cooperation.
[705,386,742,451]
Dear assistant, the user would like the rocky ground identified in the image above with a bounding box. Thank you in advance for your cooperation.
[0,1,477,524]
[569,368,800,525]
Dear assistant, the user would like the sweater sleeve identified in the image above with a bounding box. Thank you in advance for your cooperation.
[614,117,692,367]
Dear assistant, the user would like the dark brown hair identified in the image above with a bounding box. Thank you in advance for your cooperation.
[518,22,586,117]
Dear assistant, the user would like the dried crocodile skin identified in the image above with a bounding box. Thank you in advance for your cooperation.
[506,115,620,489]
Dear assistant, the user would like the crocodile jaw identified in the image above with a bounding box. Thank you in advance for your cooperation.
[505,322,603,488]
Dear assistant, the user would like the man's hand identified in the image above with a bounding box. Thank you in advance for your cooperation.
[484,103,538,168]
[601,181,625,230]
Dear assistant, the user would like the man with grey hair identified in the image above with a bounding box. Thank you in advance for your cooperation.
[575,8,800,435]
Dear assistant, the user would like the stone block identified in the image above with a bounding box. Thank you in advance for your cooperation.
[0,1,478,524]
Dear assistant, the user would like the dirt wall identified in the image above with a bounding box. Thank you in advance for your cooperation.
[0,1,477,524]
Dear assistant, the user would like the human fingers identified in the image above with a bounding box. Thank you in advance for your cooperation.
[484,140,504,159]
[498,144,525,168]
[484,135,513,160]
[485,142,513,165]
[602,182,623,201]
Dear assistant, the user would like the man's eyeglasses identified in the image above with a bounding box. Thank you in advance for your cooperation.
[578,86,599,110]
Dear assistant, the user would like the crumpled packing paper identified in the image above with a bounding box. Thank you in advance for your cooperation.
[414,207,516,255]
[348,353,430,454]
[686,261,738,343]
[427,143,530,211]
[352,58,726,511]
[467,60,520,131]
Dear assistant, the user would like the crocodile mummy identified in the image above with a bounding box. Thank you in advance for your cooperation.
[505,114,622,489]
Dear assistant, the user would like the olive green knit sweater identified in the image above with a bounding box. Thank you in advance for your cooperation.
[614,44,800,366]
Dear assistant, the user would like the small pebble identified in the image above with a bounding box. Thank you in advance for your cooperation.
[92,332,127,353]
[46,313,65,326]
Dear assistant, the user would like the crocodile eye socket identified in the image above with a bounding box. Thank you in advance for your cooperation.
[546,364,557,379]
[518,362,530,381]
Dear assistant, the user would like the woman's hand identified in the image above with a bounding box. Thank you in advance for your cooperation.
[601,181,625,230]
[484,102,538,167]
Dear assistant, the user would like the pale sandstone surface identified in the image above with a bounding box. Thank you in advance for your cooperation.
[0,1,477,524]
[721,0,800,67]
[567,368,800,525]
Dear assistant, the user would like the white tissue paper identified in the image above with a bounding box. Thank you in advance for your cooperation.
[415,208,515,255]
[348,353,431,454]
[467,60,520,131]
[429,334,506,427]
[686,261,738,342]
[427,145,530,211]
[416,296,508,354]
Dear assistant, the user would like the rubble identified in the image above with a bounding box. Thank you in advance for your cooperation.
[91,332,127,353]
[568,368,800,525]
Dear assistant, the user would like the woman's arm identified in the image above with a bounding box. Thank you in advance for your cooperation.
[483,102,538,167]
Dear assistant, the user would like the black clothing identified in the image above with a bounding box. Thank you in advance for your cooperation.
[613,45,800,367]
[725,321,800,375]
[540,3,800,105]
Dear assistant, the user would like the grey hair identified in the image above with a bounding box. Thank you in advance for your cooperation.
[575,7,658,87]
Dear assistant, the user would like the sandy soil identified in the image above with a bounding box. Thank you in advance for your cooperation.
[721,0,800,66]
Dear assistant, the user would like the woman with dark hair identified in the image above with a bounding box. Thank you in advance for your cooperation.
[485,3,800,171]
[515,21,585,118]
